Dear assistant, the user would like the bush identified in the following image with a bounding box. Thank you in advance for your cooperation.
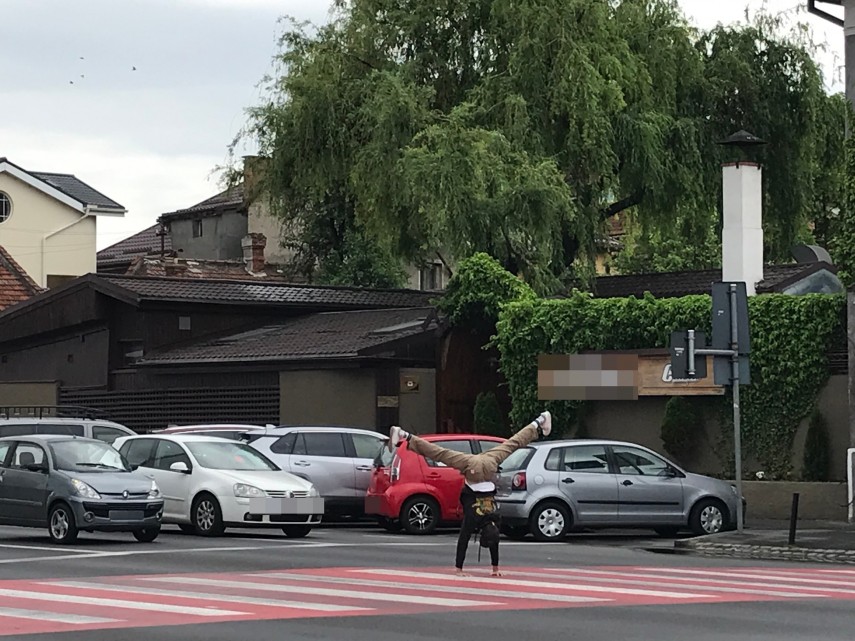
[802,407,831,482]
[473,391,509,438]
[661,397,700,462]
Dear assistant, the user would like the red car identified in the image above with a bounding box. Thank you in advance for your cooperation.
[365,433,504,534]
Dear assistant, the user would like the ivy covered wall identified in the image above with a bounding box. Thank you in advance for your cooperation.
[441,253,846,480]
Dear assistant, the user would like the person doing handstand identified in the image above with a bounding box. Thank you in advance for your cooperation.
[388,411,552,577]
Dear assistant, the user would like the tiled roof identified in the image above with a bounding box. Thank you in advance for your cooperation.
[99,274,440,309]
[97,224,171,270]
[29,171,125,211]
[125,256,307,283]
[139,307,439,365]
[158,184,245,222]
[591,263,837,299]
[0,246,43,311]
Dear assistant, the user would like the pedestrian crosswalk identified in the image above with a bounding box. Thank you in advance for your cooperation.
[2,565,855,635]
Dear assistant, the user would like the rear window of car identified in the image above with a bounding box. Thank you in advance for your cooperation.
[498,447,534,472]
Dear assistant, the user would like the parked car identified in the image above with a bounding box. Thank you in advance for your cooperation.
[0,406,135,445]
[493,438,746,542]
[243,426,388,518]
[154,424,272,441]
[113,434,323,538]
[365,433,505,534]
[0,434,164,544]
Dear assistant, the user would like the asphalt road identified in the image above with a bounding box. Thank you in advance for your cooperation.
[0,523,853,641]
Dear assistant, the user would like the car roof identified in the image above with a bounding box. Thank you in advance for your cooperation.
[0,416,126,426]
[158,424,264,432]
[0,434,99,443]
[422,433,504,441]
[250,425,385,436]
[526,438,662,449]
[118,433,238,443]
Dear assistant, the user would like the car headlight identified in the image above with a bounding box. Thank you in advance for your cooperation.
[730,484,739,496]
[307,486,319,497]
[234,483,264,498]
[147,480,161,499]
[71,478,101,500]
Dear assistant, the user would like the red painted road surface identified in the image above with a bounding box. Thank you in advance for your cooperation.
[2,565,855,636]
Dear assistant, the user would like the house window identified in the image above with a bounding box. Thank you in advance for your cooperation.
[193,219,203,237]
[0,192,12,223]
[121,340,144,367]
[419,263,443,291]
[46,275,76,289]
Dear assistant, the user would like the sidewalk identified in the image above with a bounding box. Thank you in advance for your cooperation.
[674,518,855,564]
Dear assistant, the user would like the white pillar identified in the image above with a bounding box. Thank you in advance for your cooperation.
[846,0,855,115]
[721,162,763,295]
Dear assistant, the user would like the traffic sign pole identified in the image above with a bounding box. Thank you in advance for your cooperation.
[729,283,744,533]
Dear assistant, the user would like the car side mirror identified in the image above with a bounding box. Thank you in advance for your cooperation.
[170,462,190,474]
[25,463,48,473]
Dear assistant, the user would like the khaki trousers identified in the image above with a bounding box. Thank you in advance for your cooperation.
[406,422,540,484]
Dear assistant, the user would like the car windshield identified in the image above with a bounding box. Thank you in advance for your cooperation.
[185,441,279,471]
[49,440,131,472]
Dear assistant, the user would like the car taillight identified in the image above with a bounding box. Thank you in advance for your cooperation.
[512,472,527,491]
[390,455,401,482]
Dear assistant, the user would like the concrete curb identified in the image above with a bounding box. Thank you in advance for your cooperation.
[674,538,855,564]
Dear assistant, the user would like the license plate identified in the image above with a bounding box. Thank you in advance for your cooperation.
[248,497,324,515]
[109,510,144,521]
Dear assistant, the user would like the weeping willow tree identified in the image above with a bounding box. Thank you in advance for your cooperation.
[230,0,847,291]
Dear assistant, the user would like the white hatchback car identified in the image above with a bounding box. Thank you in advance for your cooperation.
[113,434,323,538]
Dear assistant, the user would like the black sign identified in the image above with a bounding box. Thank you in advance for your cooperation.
[711,282,751,354]
[669,330,708,380]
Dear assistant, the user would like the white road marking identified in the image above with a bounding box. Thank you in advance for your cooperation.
[142,576,500,607]
[46,581,372,612]
[0,543,98,554]
[0,607,118,624]
[513,569,825,598]
[638,567,855,589]
[0,588,248,617]
[356,569,714,599]
[257,572,607,604]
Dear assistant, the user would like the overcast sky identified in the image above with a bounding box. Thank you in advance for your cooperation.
[0,0,845,250]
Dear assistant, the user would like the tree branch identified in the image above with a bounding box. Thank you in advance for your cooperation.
[601,192,642,221]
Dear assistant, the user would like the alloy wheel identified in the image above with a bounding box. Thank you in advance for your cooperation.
[407,502,433,531]
[50,509,69,540]
[196,500,216,531]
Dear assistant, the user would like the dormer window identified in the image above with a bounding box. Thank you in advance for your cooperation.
[193,219,203,237]
[0,192,11,223]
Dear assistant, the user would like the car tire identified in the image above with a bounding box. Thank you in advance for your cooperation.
[654,526,681,538]
[281,525,312,538]
[501,525,530,540]
[689,498,728,536]
[132,527,161,543]
[48,502,79,545]
[400,496,440,535]
[529,501,571,542]
[191,493,226,536]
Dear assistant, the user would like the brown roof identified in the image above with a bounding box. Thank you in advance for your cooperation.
[0,246,43,311]
[138,307,439,365]
[125,256,306,282]
[158,184,245,223]
[591,263,841,299]
[97,224,171,271]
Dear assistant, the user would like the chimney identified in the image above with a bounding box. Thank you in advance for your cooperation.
[242,233,267,273]
[718,131,767,296]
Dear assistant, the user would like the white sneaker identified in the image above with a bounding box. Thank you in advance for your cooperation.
[538,411,552,437]
[388,425,405,452]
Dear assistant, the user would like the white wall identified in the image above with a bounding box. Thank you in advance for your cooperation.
[0,173,96,287]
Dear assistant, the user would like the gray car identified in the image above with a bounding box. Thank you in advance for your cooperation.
[0,435,164,544]
[495,438,745,541]
[244,426,387,518]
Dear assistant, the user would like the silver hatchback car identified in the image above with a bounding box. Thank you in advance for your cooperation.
[0,435,164,544]
[495,439,745,541]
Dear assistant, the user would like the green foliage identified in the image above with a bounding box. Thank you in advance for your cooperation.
[436,253,536,332]
[231,0,846,289]
[660,397,700,462]
[830,135,855,287]
[802,407,831,482]
[473,391,508,438]
[493,284,845,479]
[313,226,407,288]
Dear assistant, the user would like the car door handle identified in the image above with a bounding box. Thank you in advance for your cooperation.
[622,480,634,486]
[426,473,441,479]
[356,465,373,471]
[562,477,575,484]
[293,461,311,467]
